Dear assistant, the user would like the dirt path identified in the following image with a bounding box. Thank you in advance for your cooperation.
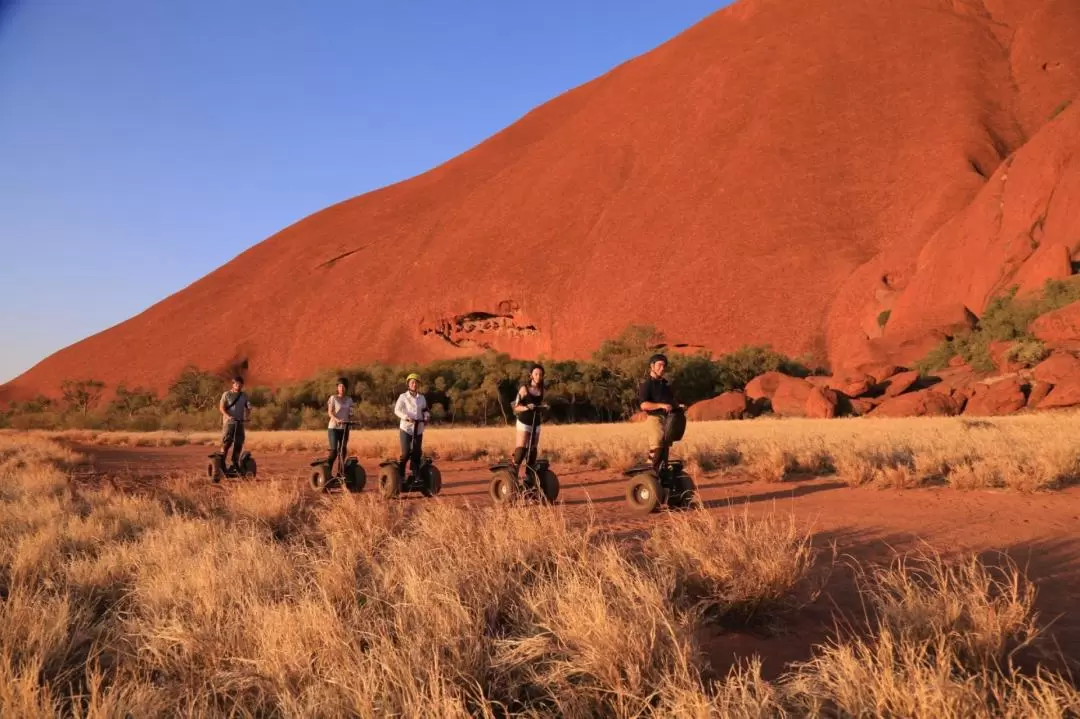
[73,443,1080,678]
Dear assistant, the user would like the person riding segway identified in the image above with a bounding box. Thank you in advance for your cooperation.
[489,363,559,504]
[207,376,256,482]
[309,377,366,493]
[623,353,696,513]
[379,372,442,498]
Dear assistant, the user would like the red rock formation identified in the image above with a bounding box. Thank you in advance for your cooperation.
[805,386,839,419]
[686,391,747,421]
[883,370,920,397]
[1032,352,1080,383]
[771,376,814,417]
[964,377,1027,416]
[4,0,1080,399]
[870,389,963,418]
[745,371,787,402]
[1031,301,1080,349]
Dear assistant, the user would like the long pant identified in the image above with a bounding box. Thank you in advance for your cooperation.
[222,421,245,467]
[399,429,423,474]
[327,428,346,469]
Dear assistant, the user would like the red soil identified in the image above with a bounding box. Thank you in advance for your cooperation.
[6,0,1080,399]
[75,444,1080,679]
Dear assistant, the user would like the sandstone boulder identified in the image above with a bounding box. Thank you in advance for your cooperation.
[963,377,1027,416]
[1027,380,1053,408]
[848,397,879,416]
[745,371,787,401]
[1031,301,1080,349]
[1032,352,1080,384]
[855,363,900,385]
[687,391,747,421]
[1037,380,1080,410]
[883,370,920,397]
[805,386,839,419]
[869,388,962,418]
[771,376,814,417]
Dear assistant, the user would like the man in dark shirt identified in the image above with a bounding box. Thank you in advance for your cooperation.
[637,353,680,463]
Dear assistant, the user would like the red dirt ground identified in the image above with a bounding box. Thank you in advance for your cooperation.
[75,444,1080,680]
[6,0,1080,401]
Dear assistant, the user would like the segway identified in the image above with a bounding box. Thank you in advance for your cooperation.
[207,420,256,482]
[489,404,559,504]
[378,416,442,499]
[623,407,696,514]
[309,420,366,493]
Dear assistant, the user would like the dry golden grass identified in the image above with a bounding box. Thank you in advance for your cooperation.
[1,434,1077,717]
[24,409,1080,492]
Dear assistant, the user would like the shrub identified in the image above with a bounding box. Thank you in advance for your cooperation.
[877,309,891,328]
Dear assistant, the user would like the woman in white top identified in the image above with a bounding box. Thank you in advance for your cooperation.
[326,377,354,466]
[393,372,429,474]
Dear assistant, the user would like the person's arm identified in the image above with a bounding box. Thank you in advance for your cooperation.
[219,393,229,419]
[513,386,529,415]
[638,381,671,413]
[328,396,338,423]
[243,396,252,421]
[394,394,411,422]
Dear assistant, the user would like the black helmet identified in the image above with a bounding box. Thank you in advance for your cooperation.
[648,353,669,366]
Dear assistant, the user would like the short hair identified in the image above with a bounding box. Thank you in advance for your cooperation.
[336,377,349,389]
[232,375,245,384]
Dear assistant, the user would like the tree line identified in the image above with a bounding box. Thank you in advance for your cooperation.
[1,326,814,431]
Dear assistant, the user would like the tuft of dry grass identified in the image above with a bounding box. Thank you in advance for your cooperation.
[2,434,1077,717]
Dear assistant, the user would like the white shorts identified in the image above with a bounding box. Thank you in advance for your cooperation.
[516,421,541,439]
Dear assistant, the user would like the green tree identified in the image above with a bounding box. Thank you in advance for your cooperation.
[61,379,105,416]
[110,384,158,418]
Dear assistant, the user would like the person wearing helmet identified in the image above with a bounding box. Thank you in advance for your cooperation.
[218,375,252,472]
[511,363,546,470]
[394,372,430,475]
[637,354,682,464]
[326,377,355,467]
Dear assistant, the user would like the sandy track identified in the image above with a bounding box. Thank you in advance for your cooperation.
[74,443,1080,678]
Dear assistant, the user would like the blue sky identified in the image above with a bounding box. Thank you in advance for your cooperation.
[0,1,725,382]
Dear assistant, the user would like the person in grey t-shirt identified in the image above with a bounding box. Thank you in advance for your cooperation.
[326,377,355,467]
[219,376,252,470]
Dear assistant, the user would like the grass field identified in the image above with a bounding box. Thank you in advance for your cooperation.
[1,432,1078,717]
[21,410,1080,492]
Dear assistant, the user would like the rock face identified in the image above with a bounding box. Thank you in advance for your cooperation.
[4,0,1080,399]
[870,388,962,418]
[964,378,1028,416]
[687,391,748,421]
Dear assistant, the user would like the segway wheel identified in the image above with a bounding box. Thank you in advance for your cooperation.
[489,468,518,504]
[310,464,330,492]
[207,458,222,484]
[379,464,402,500]
[537,468,560,504]
[667,471,697,510]
[420,464,442,497]
[344,462,366,493]
[241,456,257,479]
[626,472,663,515]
